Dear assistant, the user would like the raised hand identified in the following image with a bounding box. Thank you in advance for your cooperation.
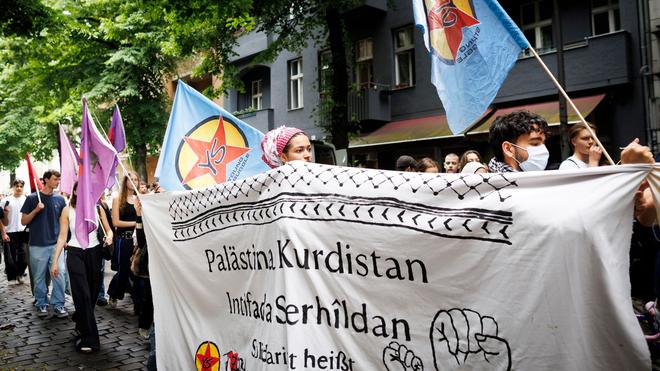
[430,308,511,371]
[383,341,423,371]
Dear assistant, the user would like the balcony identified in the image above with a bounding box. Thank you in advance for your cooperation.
[235,108,274,133]
[348,85,391,123]
[496,30,631,102]
[229,31,272,63]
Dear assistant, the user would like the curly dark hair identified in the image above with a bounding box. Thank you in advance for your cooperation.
[488,110,549,161]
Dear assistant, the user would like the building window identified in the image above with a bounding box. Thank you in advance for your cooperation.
[251,79,262,110]
[319,50,332,98]
[355,38,374,89]
[592,0,620,35]
[394,27,415,88]
[288,58,303,110]
[520,0,554,53]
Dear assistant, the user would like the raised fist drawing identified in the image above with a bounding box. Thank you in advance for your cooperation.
[383,341,424,371]
[430,308,511,371]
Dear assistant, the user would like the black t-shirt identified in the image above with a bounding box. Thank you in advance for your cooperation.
[116,202,136,234]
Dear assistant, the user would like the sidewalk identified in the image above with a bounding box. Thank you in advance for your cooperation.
[0,269,149,370]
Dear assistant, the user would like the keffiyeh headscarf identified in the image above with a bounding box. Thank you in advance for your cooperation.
[260,126,305,168]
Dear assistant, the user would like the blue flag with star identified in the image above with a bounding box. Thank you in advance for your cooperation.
[413,0,529,133]
[155,81,270,191]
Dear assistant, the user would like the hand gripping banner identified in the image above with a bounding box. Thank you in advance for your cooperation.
[141,162,656,370]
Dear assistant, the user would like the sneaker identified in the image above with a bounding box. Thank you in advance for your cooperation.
[138,328,150,340]
[109,298,117,308]
[75,339,94,353]
[37,306,48,317]
[54,306,68,318]
[97,297,108,307]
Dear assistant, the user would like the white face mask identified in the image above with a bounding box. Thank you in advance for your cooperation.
[511,143,549,171]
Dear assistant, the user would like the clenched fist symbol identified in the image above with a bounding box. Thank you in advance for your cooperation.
[430,309,511,370]
[383,341,424,371]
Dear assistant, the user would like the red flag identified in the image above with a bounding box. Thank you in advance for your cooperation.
[26,152,43,192]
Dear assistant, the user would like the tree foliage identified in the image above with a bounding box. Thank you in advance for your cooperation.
[0,0,176,178]
[155,0,363,149]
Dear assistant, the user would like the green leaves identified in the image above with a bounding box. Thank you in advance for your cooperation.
[0,0,176,172]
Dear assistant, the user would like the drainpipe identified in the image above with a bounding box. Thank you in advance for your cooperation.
[553,0,570,160]
[638,0,654,151]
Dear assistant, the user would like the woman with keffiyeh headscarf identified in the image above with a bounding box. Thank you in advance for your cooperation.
[260,126,312,168]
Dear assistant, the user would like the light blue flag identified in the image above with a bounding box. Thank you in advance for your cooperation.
[155,81,270,190]
[413,0,529,133]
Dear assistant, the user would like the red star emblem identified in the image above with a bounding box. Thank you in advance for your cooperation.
[428,0,479,61]
[196,342,220,371]
[182,117,250,185]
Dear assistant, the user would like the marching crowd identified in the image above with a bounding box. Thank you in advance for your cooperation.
[1,109,658,367]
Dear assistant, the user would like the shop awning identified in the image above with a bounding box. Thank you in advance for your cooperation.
[467,94,606,135]
[349,115,457,148]
[349,109,495,148]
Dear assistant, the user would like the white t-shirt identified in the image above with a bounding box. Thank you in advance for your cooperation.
[559,155,588,170]
[2,195,26,233]
[67,207,100,248]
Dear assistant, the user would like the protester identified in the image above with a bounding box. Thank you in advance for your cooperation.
[20,170,68,317]
[96,195,113,306]
[2,180,28,284]
[139,180,149,195]
[133,197,153,340]
[461,161,488,174]
[416,157,439,173]
[487,111,549,173]
[459,150,482,170]
[488,110,653,173]
[559,122,603,169]
[443,153,459,173]
[395,155,418,172]
[51,182,112,353]
[107,171,139,310]
[260,126,312,168]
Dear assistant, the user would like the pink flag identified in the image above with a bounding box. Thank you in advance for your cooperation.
[106,105,126,189]
[75,98,117,248]
[59,124,79,196]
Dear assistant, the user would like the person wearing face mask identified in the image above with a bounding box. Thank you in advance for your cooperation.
[488,110,653,173]
[487,111,550,173]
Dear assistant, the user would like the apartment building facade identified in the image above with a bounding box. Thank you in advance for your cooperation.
[224,0,657,169]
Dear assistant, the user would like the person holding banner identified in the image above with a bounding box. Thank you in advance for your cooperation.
[260,126,312,168]
[488,111,550,173]
[559,122,603,170]
[20,170,68,318]
[107,171,140,310]
[51,181,113,353]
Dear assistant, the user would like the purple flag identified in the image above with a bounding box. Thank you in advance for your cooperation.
[59,124,80,196]
[76,98,117,248]
[106,105,126,189]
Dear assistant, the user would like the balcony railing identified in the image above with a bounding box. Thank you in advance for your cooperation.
[348,84,391,122]
[235,108,274,133]
[496,30,631,102]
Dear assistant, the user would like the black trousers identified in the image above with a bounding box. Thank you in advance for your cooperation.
[66,245,102,350]
[107,237,135,302]
[3,231,28,280]
[138,278,154,330]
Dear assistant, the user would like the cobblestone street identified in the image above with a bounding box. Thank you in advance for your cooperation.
[0,268,149,370]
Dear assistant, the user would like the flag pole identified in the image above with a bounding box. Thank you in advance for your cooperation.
[527,46,615,165]
[33,178,42,204]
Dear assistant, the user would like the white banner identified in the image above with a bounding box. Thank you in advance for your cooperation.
[142,162,656,371]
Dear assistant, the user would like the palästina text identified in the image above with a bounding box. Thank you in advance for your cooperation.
[205,239,428,283]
